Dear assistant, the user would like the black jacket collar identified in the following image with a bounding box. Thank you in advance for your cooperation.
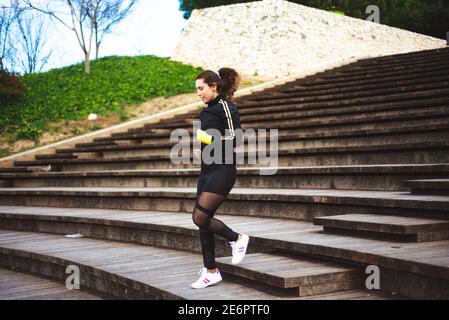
[206,94,223,107]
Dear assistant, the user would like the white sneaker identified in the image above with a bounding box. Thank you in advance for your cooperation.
[190,267,222,289]
[230,233,249,265]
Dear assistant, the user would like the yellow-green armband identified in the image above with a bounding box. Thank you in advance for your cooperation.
[196,129,213,145]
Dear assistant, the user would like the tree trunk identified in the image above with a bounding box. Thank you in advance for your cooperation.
[84,51,90,74]
[95,25,99,60]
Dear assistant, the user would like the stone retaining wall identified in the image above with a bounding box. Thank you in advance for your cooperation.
[171,0,447,79]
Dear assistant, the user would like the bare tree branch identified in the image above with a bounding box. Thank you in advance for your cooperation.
[0,0,24,71]
[89,0,139,59]
[23,0,73,30]
[25,0,94,73]
[16,8,53,74]
[22,0,138,73]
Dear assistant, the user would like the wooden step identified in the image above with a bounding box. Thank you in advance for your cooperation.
[240,95,449,121]
[44,121,449,160]
[2,164,448,191]
[0,167,33,174]
[354,48,449,67]
[0,181,11,188]
[253,70,449,100]
[35,153,76,160]
[12,141,449,171]
[237,48,449,102]
[216,252,363,297]
[98,111,449,142]
[314,214,449,242]
[246,102,449,131]
[403,179,449,196]
[337,52,449,73]
[0,187,447,220]
[100,112,449,143]
[317,61,449,84]
[251,59,449,96]
[0,206,448,299]
[332,56,449,75]
[242,105,449,129]
[0,229,349,300]
[75,141,118,148]
[0,266,106,300]
[238,91,449,117]
[238,85,449,110]
[2,46,449,301]
[136,101,449,131]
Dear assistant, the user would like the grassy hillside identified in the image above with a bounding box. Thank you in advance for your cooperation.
[0,55,203,141]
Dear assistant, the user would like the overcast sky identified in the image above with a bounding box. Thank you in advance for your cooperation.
[4,0,188,72]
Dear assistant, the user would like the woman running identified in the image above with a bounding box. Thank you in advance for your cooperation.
[190,67,249,289]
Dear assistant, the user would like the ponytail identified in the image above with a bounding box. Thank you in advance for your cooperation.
[217,67,240,101]
[196,67,241,102]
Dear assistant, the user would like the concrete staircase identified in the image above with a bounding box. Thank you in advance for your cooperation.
[1,47,449,299]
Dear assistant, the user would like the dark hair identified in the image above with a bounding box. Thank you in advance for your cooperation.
[196,67,241,102]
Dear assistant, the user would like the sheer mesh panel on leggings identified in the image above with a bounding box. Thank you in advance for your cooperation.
[193,192,238,241]
[193,192,239,269]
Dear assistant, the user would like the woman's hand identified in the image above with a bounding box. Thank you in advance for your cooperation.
[196,129,213,145]
[193,148,201,160]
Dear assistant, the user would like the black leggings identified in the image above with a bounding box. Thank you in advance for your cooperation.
[192,165,239,269]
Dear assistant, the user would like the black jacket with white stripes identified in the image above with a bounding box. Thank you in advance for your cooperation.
[198,94,242,172]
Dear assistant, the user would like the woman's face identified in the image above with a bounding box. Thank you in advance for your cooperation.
[196,78,218,104]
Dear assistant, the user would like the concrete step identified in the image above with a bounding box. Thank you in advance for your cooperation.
[215,252,364,297]
[0,187,448,220]
[12,141,449,171]
[2,164,448,191]
[314,214,449,243]
[0,206,447,299]
[403,179,449,196]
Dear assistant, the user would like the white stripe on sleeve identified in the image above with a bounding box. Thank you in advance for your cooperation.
[219,99,235,140]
